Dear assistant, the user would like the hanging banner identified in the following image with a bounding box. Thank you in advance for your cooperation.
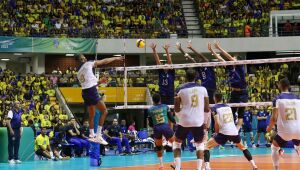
[0,36,96,53]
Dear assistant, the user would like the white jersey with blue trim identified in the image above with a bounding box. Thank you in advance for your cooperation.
[213,104,238,136]
[275,93,300,140]
[176,82,208,127]
[77,61,98,89]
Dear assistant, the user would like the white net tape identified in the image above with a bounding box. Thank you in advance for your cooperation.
[116,57,300,71]
[112,102,272,110]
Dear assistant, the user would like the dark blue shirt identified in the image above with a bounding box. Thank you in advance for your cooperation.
[228,65,247,89]
[158,69,175,96]
[120,125,127,134]
[195,67,216,90]
[107,125,121,137]
[243,111,252,128]
[10,109,21,129]
[257,111,268,128]
[272,93,300,107]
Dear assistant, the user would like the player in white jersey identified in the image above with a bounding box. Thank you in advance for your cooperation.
[172,68,210,170]
[203,92,258,170]
[76,54,124,144]
[267,78,300,170]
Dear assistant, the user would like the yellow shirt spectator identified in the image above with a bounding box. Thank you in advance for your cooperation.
[34,134,49,151]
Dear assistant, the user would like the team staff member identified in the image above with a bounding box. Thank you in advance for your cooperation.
[150,43,175,105]
[209,42,248,130]
[6,101,22,164]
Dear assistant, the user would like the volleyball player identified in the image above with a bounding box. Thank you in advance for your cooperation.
[209,42,247,131]
[76,54,124,144]
[266,78,300,170]
[148,93,176,170]
[203,93,258,170]
[242,107,255,148]
[150,43,175,105]
[172,68,210,170]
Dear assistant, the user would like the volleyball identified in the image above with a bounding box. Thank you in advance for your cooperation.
[136,39,145,48]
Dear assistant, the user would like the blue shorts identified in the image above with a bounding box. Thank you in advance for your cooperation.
[274,135,300,147]
[175,125,205,143]
[82,86,101,106]
[243,125,252,133]
[257,125,267,133]
[153,123,174,140]
[214,133,241,145]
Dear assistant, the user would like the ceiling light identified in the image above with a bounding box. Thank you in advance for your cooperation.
[113,54,122,57]
[1,58,10,61]
[14,53,23,56]
[66,54,75,56]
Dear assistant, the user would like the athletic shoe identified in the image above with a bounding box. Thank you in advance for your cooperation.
[8,160,15,164]
[253,168,258,170]
[87,136,98,143]
[159,166,164,170]
[119,153,127,156]
[252,144,256,148]
[14,160,22,164]
[170,164,176,170]
[274,166,279,170]
[96,135,108,145]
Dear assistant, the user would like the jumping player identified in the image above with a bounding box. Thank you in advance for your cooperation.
[209,42,247,131]
[172,68,210,170]
[267,78,300,170]
[76,54,124,144]
[150,43,175,105]
[148,93,176,170]
[203,93,258,170]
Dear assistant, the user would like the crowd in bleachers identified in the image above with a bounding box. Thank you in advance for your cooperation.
[0,0,187,38]
[197,0,300,38]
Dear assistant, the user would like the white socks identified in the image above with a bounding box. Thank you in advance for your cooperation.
[97,126,102,136]
[250,160,257,168]
[205,162,211,169]
[90,129,95,137]
[158,157,163,166]
[174,157,181,170]
[197,159,203,170]
[271,144,280,167]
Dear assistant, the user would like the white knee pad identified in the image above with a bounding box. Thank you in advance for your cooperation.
[195,142,205,151]
[172,142,182,150]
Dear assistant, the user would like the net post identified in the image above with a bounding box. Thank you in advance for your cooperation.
[124,67,128,107]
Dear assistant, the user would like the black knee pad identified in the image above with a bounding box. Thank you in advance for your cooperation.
[155,145,163,152]
[204,150,210,162]
[243,149,252,161]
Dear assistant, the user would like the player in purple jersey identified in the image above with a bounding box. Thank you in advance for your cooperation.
[208,41,247,131]
[150,43,175,105]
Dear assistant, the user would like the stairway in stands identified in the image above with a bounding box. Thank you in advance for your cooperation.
[181,0,202,38]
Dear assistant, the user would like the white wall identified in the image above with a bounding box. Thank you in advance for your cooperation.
[31,54,45,74]
[97,37,300,54]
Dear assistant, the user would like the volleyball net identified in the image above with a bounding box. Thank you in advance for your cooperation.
[102,56,300,110]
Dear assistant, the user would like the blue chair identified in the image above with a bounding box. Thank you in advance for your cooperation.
[135,130,154,152]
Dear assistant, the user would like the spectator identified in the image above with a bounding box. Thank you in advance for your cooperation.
[283,20,292,36]
[128,121,136,132]
[244,22,251,37]
[104,118,131,155]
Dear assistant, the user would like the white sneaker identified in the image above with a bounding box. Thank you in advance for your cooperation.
[8,160,15,164]
[252,144,256,148]
[87,136,98,143]
[14,160,22,164]
[96,135,108,145]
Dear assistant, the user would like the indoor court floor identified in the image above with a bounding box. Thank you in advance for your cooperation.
[0,148,299,170]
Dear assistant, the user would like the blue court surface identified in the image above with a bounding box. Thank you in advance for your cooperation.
[0,148,296,170]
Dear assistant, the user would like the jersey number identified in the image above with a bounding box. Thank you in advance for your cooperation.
[201,72,206,80]
[162,79,168,86]
[285,108,297,120]
[79,75,85,83]
[191,94,198,107]
[223,113,234,123]
[155,114,165,124]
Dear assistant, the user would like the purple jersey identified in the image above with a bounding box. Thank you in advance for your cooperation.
[243,111,252,129]
[158,69,175,96]
[195,67,216,90]
[228,65,247,89]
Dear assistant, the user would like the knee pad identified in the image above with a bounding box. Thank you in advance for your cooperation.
[243,149,252,161]
[155,145,163,152]
[172,142,182,150]
[195,142,205,151]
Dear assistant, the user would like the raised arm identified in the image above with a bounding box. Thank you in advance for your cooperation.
[162,44,172,64]
[214,41,236,61]
[94,56,124,67]
[150,43,161,65]
[176,42,196,63]
[208,42,225,62]
[187,42,209,62]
